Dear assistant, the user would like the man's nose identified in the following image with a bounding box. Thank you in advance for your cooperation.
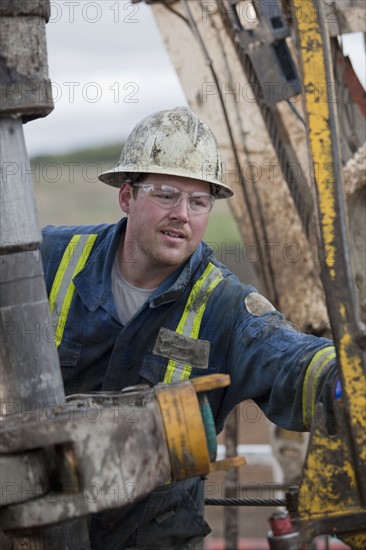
[168,197,190,220]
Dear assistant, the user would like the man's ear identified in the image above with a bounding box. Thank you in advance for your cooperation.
[119,183,133,213]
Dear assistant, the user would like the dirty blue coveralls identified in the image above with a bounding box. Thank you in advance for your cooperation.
[41,217,337,549]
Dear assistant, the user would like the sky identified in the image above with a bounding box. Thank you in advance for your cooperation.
[23,0,365,158]
[24,0,187,157]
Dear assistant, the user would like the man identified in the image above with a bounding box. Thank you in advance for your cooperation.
[41,106,338,549]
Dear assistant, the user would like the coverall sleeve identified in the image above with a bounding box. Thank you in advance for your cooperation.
[218,291,338,433]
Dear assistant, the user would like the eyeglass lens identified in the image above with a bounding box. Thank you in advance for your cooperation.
[135,184,214,213]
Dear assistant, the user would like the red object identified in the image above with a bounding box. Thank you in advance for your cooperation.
[269,511,292,535]
[338,54,366,118]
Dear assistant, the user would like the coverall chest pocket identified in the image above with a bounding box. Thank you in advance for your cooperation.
[140,328,212,385]
[58,338,82,394]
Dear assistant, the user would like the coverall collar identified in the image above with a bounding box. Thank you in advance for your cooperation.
[73,217,207,312]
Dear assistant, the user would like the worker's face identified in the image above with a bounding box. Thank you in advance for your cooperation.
[119,174,212,270]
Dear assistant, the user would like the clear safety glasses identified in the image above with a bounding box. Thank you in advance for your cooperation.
[133,183,215,214]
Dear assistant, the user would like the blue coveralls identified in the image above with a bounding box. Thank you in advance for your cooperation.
[41,218,337,549]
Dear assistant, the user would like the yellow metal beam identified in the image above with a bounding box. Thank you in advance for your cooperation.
[291,0,366,545]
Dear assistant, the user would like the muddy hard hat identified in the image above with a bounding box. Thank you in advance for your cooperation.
[98,106,234,199]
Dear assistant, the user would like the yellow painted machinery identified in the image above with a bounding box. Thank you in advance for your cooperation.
[274,2,366,548]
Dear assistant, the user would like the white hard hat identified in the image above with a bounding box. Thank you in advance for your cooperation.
[98,106,233,199]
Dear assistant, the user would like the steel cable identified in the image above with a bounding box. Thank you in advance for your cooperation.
[205,498,286,507]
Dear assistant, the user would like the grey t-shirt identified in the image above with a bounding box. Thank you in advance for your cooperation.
[111,253,157,325]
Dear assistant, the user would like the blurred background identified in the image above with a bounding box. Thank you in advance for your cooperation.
[23,1,365,158]
[25,0,365,269]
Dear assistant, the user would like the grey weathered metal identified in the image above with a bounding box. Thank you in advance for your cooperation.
[0,1,85,547]
[0,0,53,121]
[0,118,42,252]
[0,390,171,528]
[0,250,64,417]
[0,376,240,530]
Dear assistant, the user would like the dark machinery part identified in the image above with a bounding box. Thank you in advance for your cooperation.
[238,0,300,104]
[218,0,316,243]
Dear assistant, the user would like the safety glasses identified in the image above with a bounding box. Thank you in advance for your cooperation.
[133,183,215,214]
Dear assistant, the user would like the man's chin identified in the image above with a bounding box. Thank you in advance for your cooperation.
[153,250,190,268]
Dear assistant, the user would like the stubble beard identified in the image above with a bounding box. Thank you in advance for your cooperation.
[141,237,194,268]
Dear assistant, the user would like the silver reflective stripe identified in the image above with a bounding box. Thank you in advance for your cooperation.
[169,361,194,383]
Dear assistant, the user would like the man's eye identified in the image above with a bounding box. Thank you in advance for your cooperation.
[191,197,209,207]
[153,191,174,200]
[191,199,204,207]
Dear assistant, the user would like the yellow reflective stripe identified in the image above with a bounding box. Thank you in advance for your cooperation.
[163,262,223,383]
[179,263,223,335]
[164,360,176,383]
[190,271,223,338]
[181,364,192,380]
[175,263,215,334]
[53,234,98,347]
[49,235,82,315]
[302,346,336,429]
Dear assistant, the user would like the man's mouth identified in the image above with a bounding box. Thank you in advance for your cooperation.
[161,230,186,239]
